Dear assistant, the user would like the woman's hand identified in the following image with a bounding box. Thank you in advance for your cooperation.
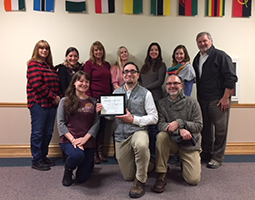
[96,103,103,113]
[52,96,61,105]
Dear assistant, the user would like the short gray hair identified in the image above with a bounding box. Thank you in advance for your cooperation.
[196,32,213,42]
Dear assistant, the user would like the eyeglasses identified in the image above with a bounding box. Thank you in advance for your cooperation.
[165,82,182,86]
[123,70,138,75]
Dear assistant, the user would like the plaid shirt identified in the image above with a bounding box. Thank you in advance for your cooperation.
[27,60,61,108]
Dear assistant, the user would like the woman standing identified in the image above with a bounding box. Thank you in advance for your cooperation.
[111,46,129,90]
[167,45,196,96]
[140,42,166,155]
[83,41,111,164]
[27,40,61,171]
[57,71,100,187]
[55,47,83,96]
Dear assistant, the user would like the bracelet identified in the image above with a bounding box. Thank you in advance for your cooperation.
[71,138,75,142]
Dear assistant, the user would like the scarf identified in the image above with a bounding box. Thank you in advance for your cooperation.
[167,62,188,75]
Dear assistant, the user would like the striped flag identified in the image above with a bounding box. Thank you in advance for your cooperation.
[151,0,171,16]
[34,0,54,12]
[95,0,115,13]
[4,0,25,11]
[66,0,86,12]
[179,0,197,16]
[206,0,225,17]
[233,0,252,17]
[123,0,143,14]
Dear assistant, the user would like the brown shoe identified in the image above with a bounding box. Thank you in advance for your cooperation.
[129,178,145,198]
[98,151,108,162]
[152,173,167,193]
[94,152,101,164]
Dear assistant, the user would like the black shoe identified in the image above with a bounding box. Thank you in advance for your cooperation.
[62,165,73,187]
[207,159,222,169]
[32,160,51,171]
[43,157,56,166]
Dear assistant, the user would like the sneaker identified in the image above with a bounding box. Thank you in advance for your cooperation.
[152,173,167,193]
[42,157,56,166]
[32,160,51,171]
[207,159,222,169]
[129,178,145,198]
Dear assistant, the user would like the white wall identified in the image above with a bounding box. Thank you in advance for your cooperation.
[0,0,254,103]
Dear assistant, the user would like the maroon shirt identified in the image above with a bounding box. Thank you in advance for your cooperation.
[27,60,61,108]
[83,60,112,99]
[60,98,97,148]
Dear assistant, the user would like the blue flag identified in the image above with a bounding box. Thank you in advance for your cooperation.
[34,0,55,12]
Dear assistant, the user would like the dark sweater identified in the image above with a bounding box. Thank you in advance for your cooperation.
[83,60,112,99]
[193,45,238,101]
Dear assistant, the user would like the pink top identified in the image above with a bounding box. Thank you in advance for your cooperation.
[111,64,124,89]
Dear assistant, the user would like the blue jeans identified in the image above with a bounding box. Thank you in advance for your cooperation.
[29,103,57,163]
[60,143,95,183]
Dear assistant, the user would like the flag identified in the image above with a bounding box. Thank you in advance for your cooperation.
[95,0,115,13]
[34,0,54,12]
[179,0,197,16]
[66,0,86,12]
[206,0,225,17]
[151,0,170,16]
[4,0,25,11]
[123,0,143,14]
[233,0,252,17]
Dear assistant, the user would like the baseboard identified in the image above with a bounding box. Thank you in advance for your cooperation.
[0,143,254,158]
[0,144,115,158]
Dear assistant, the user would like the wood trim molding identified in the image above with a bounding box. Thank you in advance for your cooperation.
[1,102,255,108]
[0,143,254,158]
[0,103,27,107]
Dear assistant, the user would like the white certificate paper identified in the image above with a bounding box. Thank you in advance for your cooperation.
[99,94,126,116]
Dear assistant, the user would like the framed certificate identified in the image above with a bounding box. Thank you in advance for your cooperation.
[99,94,126,116]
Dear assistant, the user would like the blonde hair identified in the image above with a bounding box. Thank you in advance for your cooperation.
[28,40,53,66]
[115,46,129,79]
[89,41,105,64]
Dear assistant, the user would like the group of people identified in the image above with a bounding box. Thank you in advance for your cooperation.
[26,31,237,198]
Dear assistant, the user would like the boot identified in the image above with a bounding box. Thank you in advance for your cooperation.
[94,152,101,164]
[98,145,107,162]
[62,165,73,187]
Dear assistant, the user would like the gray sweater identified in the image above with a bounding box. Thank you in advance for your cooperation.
[139,62,166,101]
[157,92,203,151]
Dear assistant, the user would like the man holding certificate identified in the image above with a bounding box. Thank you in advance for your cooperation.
[97,62,158,198]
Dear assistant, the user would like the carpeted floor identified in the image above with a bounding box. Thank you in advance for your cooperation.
[0,157,254,200]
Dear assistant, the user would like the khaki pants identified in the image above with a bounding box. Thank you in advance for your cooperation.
[115,130,150,183]
[155,131,201,185]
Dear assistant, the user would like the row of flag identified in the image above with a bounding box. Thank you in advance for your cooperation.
[4,0,253,17]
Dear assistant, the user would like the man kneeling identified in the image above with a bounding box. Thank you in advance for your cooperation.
[152,74,203,193]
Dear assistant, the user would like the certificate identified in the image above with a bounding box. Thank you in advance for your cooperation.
[99,94,126,116]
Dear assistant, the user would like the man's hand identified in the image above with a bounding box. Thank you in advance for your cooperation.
[217,97,229,112]
[179,129,192,140]
[166,121,179,132]
[115,109,134,124]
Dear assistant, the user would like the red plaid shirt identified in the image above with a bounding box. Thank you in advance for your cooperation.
[27,60,61,108]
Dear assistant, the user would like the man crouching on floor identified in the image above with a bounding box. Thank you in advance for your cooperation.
[152,74,203,193]
[97,62,158,198]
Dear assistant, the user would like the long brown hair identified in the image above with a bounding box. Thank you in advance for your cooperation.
[28,40,53,66]
[141,42,163,74]
[64,71,91,116]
